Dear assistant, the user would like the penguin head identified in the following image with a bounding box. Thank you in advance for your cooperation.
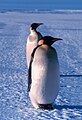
[30,23,43,31]
[38,36,62,46]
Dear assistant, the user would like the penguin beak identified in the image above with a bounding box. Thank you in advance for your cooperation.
[38,23,43,26]
[39,23,43,25]
[52,38,63,42]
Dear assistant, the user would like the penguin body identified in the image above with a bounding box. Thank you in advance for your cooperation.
[26,23,43,67]
[28,36,62,109]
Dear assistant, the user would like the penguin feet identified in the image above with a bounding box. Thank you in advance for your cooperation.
[38,104,54,110]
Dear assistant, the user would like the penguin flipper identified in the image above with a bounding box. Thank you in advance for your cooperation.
[37,31,43,38]
[28,52,34,92]
[28,65,32,92]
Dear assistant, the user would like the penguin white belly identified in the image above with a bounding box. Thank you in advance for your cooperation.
[26,41,37,67]
[26,34,38,67]
[29,45,60,106]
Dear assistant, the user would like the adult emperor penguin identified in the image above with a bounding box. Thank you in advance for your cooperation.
[26,23,43,67]
[28,36,62,110]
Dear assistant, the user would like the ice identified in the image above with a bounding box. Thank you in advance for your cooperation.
[0,10,82,120]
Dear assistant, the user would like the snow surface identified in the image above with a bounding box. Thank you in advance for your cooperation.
[0,10,82,120]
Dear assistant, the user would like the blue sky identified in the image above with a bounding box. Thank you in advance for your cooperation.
[0,0,82,10]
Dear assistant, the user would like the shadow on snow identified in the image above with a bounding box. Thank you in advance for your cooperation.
[54,104,82,110]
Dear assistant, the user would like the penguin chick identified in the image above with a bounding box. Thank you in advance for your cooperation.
[26,23,43,67]
[28,36,62,110]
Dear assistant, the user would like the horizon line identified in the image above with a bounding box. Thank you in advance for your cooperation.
[0,8,82,11]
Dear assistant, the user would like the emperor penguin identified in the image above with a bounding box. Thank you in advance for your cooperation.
[26,23,43,67]
[28,36,62,110]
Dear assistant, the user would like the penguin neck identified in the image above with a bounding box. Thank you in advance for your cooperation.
[30,29,37,35]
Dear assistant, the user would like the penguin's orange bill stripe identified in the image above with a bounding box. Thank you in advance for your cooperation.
[38,39,44,45]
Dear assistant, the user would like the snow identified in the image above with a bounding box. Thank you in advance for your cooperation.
[0,10,82,120]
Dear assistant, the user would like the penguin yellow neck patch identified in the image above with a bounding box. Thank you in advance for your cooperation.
[38,39,44,45]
